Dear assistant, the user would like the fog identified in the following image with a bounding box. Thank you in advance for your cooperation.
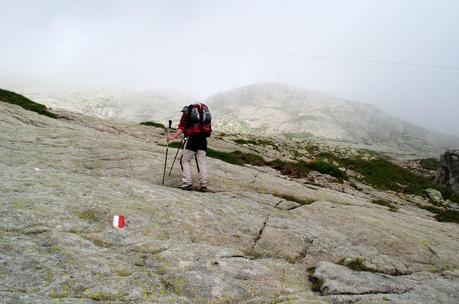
[1,0,458,136]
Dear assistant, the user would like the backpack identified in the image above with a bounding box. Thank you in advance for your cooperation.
[186,103,212,137]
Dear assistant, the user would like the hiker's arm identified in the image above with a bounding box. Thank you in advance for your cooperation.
[167,128,183,141]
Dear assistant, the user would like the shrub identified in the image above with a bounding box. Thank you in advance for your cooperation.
[282,132,313,139]
[268,159,347,180]
[435,210,459,224]
[419,205,459,224]
[140,121,165,128]
[308,160,347,180]
[371,200,397,212]
[337,157,449,197]
[0,88,57,119]
[233,138,275,146]
[419,205,443,214]
[167,141,183,149]
[343,257,376,272]
[231,151,266,166]
[206,148,244,166]
[269,159,311,178]
[420,158,440,171]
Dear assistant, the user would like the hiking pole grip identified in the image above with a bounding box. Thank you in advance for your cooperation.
[168,120,172,129]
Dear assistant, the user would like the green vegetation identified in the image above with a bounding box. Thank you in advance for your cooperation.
[436,210,459,224]
[167,141,183,149]
[84,291,122,301]
[117,269,132,277]
[140,121,165,128]
[419,205,443,214]
[307,267,323,292]
[333,157,457,203]
[75,208,103,222]
[0,88,57,119]
[207,149,266,166]
[231,151,266,166]
[50,282,71,299]
[420,158,440,171]
[233,138,275,146]
[342,257,376,272]
[371,199,398,212]
[207,148,244,165]
[282,132,314,139]
[418,205,459,224]
[269,159,347,180]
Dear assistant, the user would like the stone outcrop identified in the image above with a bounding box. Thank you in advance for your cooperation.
[1,100,459,303]
[437,150,459,193]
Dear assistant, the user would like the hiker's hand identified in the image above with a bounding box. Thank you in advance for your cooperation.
[166,134,176,141]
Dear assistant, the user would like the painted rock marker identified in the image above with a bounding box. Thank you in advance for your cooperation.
[113,215,125,229]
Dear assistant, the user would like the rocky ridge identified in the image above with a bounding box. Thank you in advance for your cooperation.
[207,83,459,158]
[1,96,459,303]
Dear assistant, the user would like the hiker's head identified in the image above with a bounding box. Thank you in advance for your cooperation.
[181,106,189,113]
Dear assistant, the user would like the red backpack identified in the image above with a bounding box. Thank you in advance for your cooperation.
[185,103,212,137]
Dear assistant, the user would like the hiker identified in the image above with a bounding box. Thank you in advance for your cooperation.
[167,103,212,191]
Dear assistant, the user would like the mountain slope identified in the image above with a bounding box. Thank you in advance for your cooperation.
[10,86,192,124]
[1,91,459,303]
[207,83,459,155]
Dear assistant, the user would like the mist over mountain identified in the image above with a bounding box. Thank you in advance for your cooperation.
[8,82,459,158]
[207,83,459,156]
[10,85,191,124]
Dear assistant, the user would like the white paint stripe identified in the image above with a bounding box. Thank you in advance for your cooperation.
[113,215,119,227]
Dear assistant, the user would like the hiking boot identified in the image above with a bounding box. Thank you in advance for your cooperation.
[179,183,192,191]
[199,186,208,192]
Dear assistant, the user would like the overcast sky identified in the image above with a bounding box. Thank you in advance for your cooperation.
[1,0,458,135]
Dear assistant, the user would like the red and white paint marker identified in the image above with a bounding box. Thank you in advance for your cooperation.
[113,215,125,229]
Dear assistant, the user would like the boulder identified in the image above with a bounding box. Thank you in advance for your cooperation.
[424,188,444,204]
[436,150,459,193]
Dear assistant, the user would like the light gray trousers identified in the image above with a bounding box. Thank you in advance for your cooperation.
[180,149,208,187]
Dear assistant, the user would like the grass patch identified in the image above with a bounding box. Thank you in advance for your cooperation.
[230,151,266,166]
[342,257,376,272]
[207,148,245,166]
[435,210,459,224]
[140,121,165,128]
[166,141,183,149]
[419,205,443,214]
[50,282,71,299]
[163,144,267,167]
[233,138,275,146]
[269,159,347,180]
[336,157,457,202]
[75,208,103,222]
[307,267,323,292]
[418,205,459,224]
[206,148,266,166]
[84,291,121,301]
[0,88,57,119]
[282,132,314,139]
[371,199,398,212]
[420,158,440,171]
[116,269,132,277]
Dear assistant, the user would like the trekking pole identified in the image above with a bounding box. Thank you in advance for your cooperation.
[168,137,187,176]
[162,120,172,186]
